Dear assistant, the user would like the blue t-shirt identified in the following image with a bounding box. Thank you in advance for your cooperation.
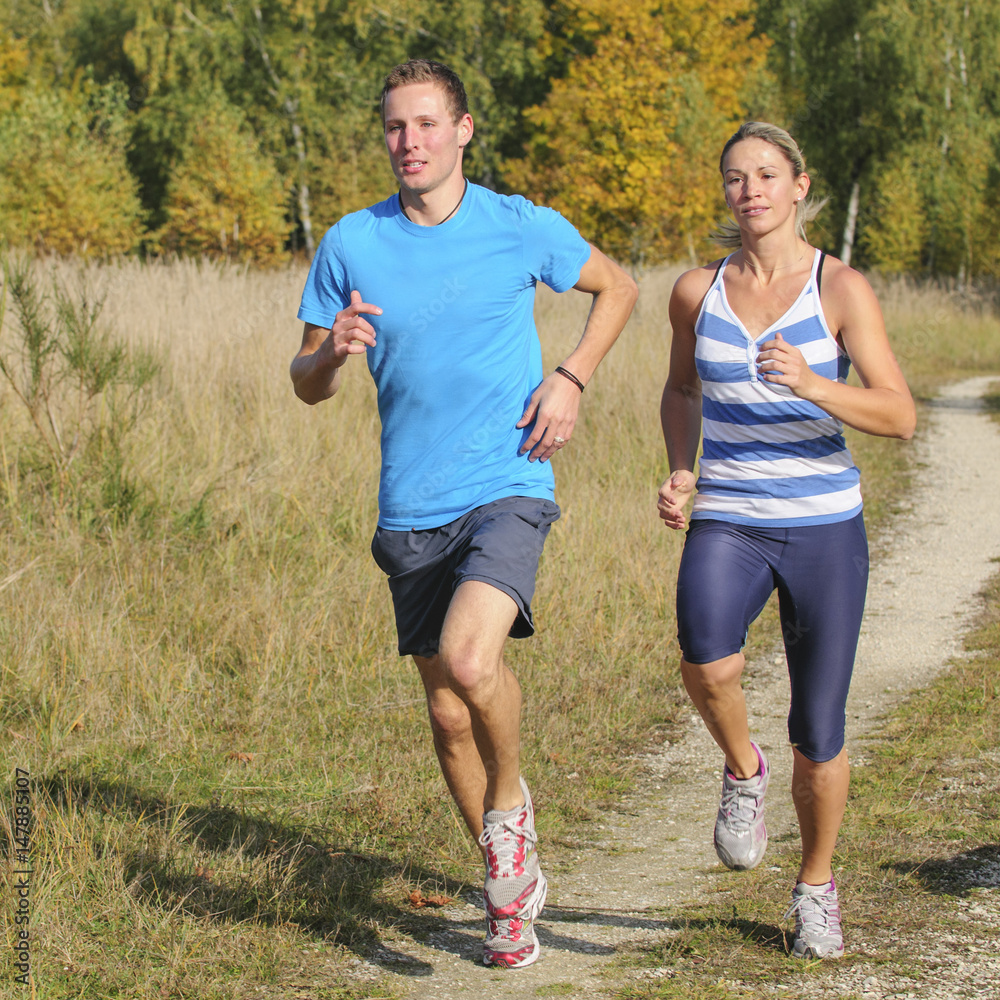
[298,183,592,530]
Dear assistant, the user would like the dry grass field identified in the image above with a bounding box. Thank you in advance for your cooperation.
[0,254,998,998]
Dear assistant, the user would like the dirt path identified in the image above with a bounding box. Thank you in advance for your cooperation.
[369,375,1000,999]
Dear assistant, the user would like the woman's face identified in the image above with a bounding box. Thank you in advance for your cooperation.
[721,138,809,235]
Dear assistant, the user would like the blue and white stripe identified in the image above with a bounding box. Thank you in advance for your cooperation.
[692,249,862,526]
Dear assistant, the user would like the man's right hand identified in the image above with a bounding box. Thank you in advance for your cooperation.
[317,290,382,368]
[291,291,382,404]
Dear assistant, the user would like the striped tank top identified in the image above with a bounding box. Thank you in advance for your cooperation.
[692,248,862,527]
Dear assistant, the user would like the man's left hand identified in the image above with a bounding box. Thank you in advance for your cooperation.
[517,374,582,462]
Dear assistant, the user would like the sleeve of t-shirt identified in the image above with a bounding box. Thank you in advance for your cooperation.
[297,225,351,328]
[518,199,592,293]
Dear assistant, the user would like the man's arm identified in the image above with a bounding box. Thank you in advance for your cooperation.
[290,291,382,405]
[560,245,639,385]
[517,245,637,461]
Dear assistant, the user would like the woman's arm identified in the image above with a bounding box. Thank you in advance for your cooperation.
[657,266,713,529]
[756,262,916,439]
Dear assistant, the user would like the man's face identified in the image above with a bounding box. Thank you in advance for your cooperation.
[383,82,473,199]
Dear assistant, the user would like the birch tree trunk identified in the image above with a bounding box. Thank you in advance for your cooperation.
[247,4,315,258]
[289,117,314,258]
[840,179,860,266]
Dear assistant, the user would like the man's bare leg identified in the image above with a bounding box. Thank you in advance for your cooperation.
[413,653,488,841]
[413,580,524,838]
[432,581,544,968]
[438,580,524,813]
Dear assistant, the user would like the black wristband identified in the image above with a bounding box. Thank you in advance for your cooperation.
[554,366,585,393]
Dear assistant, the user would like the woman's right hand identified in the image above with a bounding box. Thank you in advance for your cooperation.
[657,470,697,530]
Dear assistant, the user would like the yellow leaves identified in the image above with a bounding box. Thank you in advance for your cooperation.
[0,88,143,258]
[508,0,768,266]
[156,95,292,266]
[0,31,29,114]
[861,157,928,276]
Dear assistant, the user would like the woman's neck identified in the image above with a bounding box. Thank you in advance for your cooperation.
[737,237,810,285]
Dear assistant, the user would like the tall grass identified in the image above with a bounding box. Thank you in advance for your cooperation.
[1,255,997,998]
[871,272,1000,396]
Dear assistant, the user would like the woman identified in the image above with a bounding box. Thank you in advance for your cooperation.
[658,122,915,958]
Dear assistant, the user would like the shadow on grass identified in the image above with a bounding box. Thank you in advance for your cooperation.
[390,908,793,968]
[884,844,1000,897]
[8,770,720,972]
[11,770,468,974]
[696,914,790,955]
[620,912,792,963]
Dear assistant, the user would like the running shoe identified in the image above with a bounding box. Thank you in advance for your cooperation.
[479,777,547,968]
[784,879,845,959]
[714,741,769,870]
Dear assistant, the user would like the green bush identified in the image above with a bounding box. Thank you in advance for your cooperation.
[0,253,160,527]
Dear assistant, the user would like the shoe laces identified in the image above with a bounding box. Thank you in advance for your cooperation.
[719,779,762,831]
[487,912,527,941]
[478,811,537,869]
[783,885,839,934]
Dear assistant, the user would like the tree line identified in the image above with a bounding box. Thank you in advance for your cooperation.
[0,0,996,277]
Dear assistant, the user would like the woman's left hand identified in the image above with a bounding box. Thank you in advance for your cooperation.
[756,331,817,397]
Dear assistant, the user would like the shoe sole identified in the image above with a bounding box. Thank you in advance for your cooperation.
[792,943,845,960]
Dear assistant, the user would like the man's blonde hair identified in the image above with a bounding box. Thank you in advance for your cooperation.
[379,59,469,126]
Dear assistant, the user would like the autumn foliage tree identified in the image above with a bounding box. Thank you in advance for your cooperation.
[0,81,143,258]
[0,31,29,113]
[155,92,291,265]
[757,0,1000,279]
[504,0,770,269]
[3,3,1000,277]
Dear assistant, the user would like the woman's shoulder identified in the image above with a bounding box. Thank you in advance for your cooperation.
[669,257,727,328]
[672,256,727,303]
[818,252,876,298]
[816,253,884,335]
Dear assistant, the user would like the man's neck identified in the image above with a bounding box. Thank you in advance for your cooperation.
[399,177,469,227]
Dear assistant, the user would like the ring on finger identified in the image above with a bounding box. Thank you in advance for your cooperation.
[553,436,566,444]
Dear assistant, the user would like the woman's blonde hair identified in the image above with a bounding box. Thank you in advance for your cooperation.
[711,121,824,249]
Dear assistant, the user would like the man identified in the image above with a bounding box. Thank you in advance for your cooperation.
[291,59,636,968]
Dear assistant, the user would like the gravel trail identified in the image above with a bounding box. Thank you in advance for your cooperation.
[366,375,1000,1000]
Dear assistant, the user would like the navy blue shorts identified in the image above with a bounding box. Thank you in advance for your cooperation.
[371,496,560,658]
[676,515,869,762]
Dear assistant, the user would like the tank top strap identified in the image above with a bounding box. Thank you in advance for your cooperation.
[816,250,827,294]
[807,246,823,290]
[711,253,734,290]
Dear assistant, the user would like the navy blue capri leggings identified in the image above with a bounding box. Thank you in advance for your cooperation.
[676,514,869,763]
